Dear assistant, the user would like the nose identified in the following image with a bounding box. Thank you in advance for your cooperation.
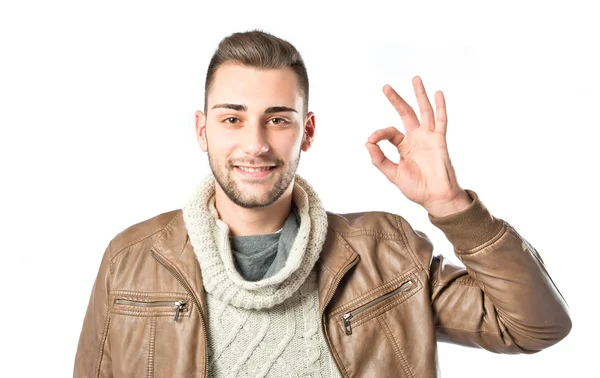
[241,121,269,156]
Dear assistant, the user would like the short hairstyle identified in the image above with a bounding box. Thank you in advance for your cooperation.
[204,30,309,116]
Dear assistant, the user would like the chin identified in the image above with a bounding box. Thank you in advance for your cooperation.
[233,196,276,209]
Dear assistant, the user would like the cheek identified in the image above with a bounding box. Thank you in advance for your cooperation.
[272,131,303,157]
[207,129,236,154]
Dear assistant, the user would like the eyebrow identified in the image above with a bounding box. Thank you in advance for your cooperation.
[211,103,298,114]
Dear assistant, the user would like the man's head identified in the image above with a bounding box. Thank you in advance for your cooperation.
[195,30,315,209]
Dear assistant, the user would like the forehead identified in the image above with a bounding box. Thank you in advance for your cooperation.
[208,63,302,109]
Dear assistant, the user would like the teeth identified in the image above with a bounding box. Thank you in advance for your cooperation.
[238,166,272,172]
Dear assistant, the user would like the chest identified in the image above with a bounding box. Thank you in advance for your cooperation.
[204,271,341,377]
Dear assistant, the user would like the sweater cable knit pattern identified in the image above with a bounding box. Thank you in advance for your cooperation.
[182,173,342,377]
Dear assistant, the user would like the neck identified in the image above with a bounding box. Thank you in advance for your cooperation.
[214,183,294,237]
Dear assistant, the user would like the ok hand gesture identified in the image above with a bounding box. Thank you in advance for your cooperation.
[366,76,472,217]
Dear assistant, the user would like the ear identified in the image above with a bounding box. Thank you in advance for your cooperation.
[301,111,316,152]
[195,110,208,152]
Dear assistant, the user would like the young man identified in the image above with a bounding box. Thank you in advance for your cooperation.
[74,30,571,377]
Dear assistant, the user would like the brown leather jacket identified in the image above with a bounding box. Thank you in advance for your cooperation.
[74,190,571,377]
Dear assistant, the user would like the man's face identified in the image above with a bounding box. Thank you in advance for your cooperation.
[195,63,315,208]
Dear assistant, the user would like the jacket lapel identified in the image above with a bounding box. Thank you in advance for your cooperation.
[151,210,207,317]
[316,219,360,313]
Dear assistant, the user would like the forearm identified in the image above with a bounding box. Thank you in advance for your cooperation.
[428,189,571,351]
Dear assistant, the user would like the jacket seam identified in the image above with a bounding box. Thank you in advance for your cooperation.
[111,290,192,297]
[147,316,157,378]
[395,215,427,271]
[109,211,182,263]
[435,325,502,336]
[111,311,191,318]
[431,280,480,288]
[335,229,406,240]
[317,259,336,275]
[177,236,189,260]
[93,306,111,377]
[94,240,114,377]
[378,316,414,378]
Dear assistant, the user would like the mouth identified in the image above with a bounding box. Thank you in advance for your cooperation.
[233,165,277,179]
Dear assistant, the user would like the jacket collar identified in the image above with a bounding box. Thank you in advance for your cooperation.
[150,210,359,315]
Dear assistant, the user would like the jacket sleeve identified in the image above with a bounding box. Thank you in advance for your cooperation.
[73,242,113,377]
[403,189,571,354]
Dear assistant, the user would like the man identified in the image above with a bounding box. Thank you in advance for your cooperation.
[74,30,571,377]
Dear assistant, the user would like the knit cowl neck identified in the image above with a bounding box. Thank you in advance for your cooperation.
[182,173,328,310]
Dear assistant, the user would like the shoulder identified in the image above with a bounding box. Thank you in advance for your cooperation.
[326,210,409,238]
[325,210,433,269]
[108,209,182,259]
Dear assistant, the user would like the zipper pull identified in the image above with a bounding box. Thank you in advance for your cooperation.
[343,312,353,335]
[174,300,185,321]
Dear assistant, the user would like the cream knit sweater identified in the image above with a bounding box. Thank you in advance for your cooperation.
[182,173,342,378]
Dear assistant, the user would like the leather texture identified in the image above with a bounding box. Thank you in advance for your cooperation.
[74,189,571,377]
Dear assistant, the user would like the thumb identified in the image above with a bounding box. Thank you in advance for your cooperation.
[366,141,397,183]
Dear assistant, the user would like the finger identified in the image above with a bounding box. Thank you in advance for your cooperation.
[365,141,397,183]
[367,127,405,147]
[412,76,435,131]
[434,91,447,136]
[382,84,420,131]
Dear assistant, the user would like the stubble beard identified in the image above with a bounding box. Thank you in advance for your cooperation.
[208,150,301,209]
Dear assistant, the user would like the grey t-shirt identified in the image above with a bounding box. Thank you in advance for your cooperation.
[229,204,300,282]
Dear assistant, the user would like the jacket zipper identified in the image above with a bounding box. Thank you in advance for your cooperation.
[151,250,208,378]
[114,299,187,321]
[320,254,360,378]
[342,279,413,335]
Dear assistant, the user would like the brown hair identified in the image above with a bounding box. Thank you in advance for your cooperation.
[204,30,309,116]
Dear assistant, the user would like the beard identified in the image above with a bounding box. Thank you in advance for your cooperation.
[208,148,301,209]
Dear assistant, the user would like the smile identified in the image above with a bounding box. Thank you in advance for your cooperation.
[234,165,276,179]
[237,166,273,172]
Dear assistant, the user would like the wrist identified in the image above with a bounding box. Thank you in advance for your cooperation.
[427,189,505,250]
[425,190,473,218]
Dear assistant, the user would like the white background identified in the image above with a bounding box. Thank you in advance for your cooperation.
[1,0,598,376]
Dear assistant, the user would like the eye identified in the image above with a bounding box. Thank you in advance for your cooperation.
[224,117,239,124]
[269,117,289,125]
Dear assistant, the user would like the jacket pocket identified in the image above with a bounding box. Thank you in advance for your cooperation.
[113,297,188,321]
[111,291,192,320]
[336,274,422,335]
[108,291,195,377]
